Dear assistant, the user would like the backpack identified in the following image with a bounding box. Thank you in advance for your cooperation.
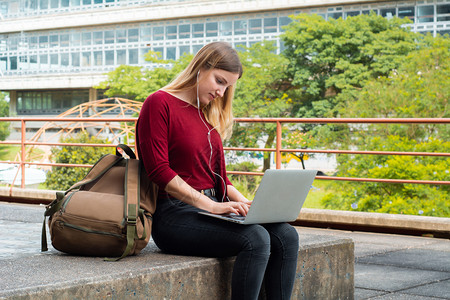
[41,144,158,261]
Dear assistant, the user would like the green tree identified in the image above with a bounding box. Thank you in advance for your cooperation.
[45,132,113,190]
[0,92,10,140]
[96,51,193,101]
[282,13,420,120]
[230,41,293,170]
[342,35,450,141]
[322,36,450,217]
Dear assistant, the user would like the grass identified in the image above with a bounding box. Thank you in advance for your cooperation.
[303,179,334,209]
[0,145,45,162]
[0,145,20,161]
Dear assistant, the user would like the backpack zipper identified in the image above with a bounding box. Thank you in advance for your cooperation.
[60,221,123,238]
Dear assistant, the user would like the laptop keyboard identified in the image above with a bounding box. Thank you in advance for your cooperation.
[227,213,245,220]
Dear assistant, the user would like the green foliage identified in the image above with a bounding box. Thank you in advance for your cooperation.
[95,51,193,101]
[322,136,449,217]
[45,132,113,190]
[230,41,294,170]
[227,161,262,200]
[0,92,10,140]
[281,13,419,119]
[341,35,450,142]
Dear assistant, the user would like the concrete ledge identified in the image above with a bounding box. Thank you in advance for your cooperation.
[297,208,450,236]
[1,187,449,236]
[0,232,354,300]
[0,187,57,203]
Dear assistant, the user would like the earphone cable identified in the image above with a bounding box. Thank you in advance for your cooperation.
[197,74,227,202]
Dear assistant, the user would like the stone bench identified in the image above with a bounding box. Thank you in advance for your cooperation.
[0,194,354,299]
[0,230,353,299]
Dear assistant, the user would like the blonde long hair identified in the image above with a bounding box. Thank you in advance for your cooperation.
[163,42,243,140]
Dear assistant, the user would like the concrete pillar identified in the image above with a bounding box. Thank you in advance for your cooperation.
[8,91,17,116]
[88,88,97,117]
[88,88,97,102]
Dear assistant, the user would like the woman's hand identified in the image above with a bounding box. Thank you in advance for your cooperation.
[210,200,251,216]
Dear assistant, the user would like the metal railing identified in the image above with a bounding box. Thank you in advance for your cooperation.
[0,117,449,190]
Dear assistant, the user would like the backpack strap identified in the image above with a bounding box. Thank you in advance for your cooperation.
[105,157,145,261]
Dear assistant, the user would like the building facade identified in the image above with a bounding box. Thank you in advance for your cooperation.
[1,0,449,117]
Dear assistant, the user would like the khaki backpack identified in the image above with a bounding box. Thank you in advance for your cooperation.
[41,144,158,261]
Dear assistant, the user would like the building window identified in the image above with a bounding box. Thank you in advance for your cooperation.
[192,23,204,38]
[93,51,102,66]
[380,8,396,19]
[279,16,291,32]
[39,36,48,48]
[345,11,360,18]
[328,12,343,20]
[117,50,126,64]
[206,22,218,37]
[50,35,58,48]
[82,52,91,66]
[60,34,69,47]
[71,53,80,67]
[437,4,450,22]
[153,26,164,40]
[179,45,190,57]
[153,47,164,58]
[166,47,176,60]
[104,30,114,44]
[61,53,69,67]
[26,37,36,50]
[50,54,58,68]
[93,31,103,45]
[249,19,262,34]
[179,24,190,39]
[50,0,58,9]
[82,32,91,46]
[220,21,232,36]
[140,26,151,43]
[30,55,38,69]
[116,29,126,43]
[10,56,17,70]
[166,25,177,40]
[398,7,415,21]
[105,50,114,65]
[40,54,49,69]
[128,28,138,42]
[128,48,138,64]
[264,18,277,33]
[192,44,203,54]
[234,20,247,35]
[140,48,151,64]
[40,0,48,9]
[417,6,434,23]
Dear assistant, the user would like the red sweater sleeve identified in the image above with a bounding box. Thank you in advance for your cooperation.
[137,92,177,190]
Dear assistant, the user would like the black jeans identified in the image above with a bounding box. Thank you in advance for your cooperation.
[151,194,299,300]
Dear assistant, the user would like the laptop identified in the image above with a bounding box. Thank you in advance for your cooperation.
[198,169,317,224]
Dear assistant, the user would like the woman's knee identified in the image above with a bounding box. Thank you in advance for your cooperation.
[242,225,271,256]
[267,223,299,255]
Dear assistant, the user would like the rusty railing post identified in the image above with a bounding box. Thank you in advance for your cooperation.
[21,119,26,188]
[276,121,282,169]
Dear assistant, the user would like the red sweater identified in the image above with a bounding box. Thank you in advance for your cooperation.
[137,90,231,197]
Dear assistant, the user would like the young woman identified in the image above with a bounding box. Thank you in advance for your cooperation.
[136,42,299,300]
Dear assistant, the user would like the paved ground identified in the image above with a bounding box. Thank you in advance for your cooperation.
[299,227,450,300]
[0,202,449,299]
